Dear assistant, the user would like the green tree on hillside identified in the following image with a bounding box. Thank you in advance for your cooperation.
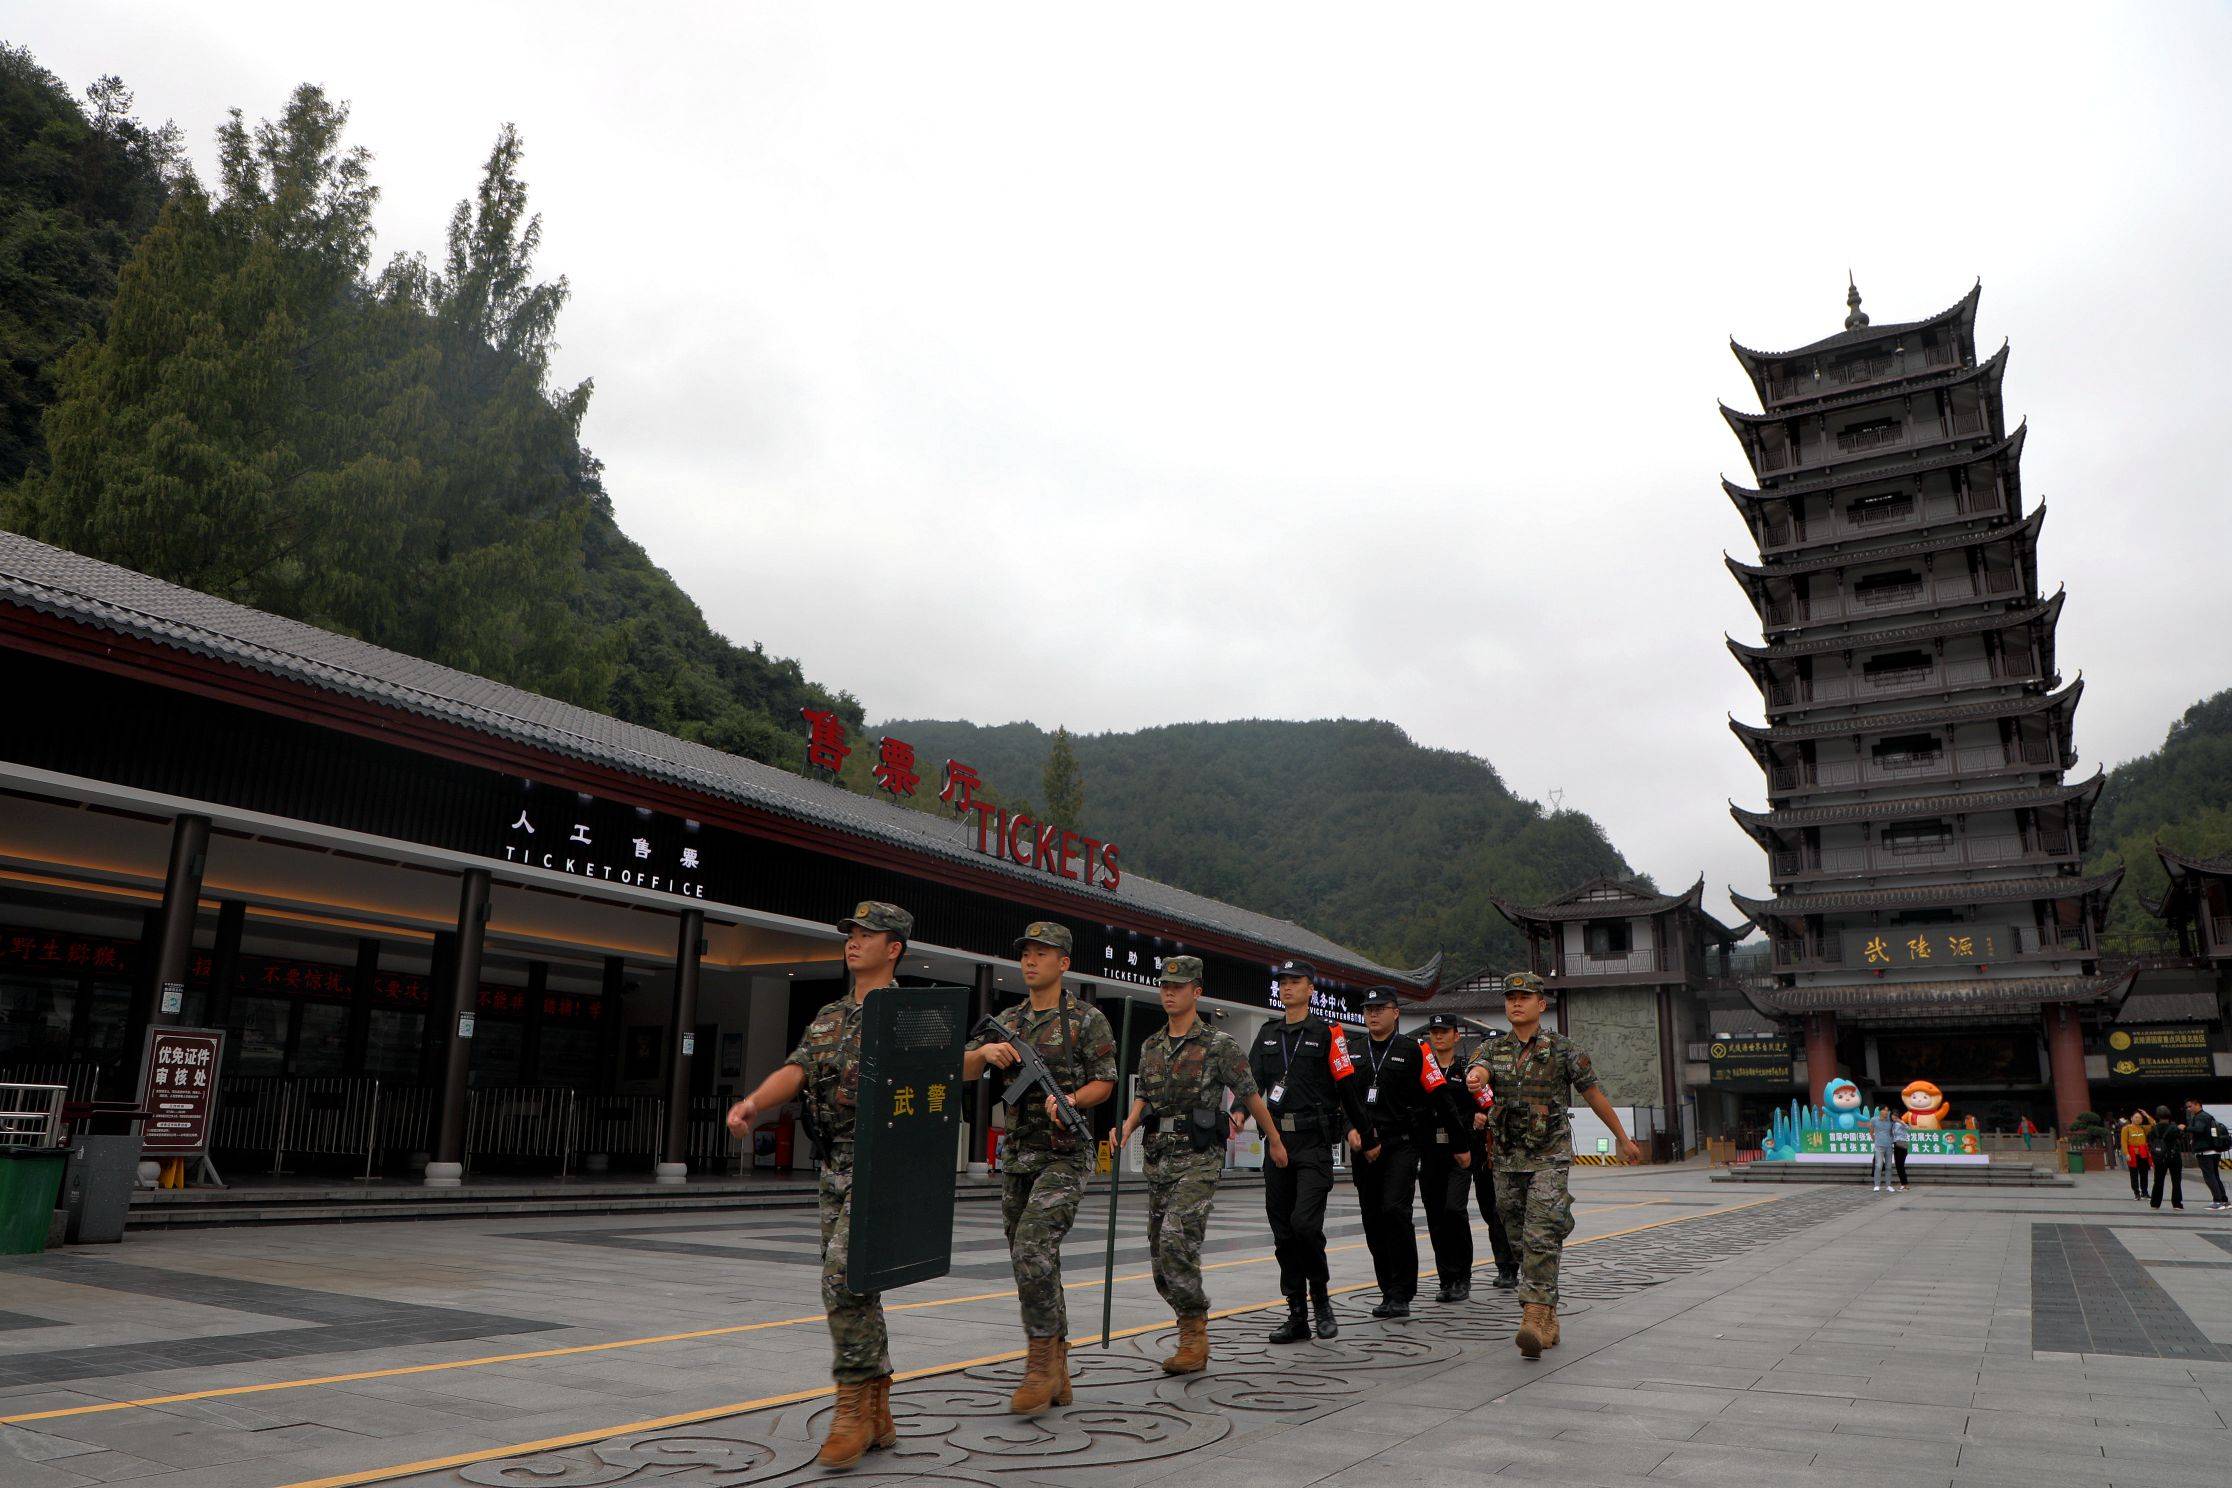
[1042,725,1085,825]
[0,49,182,481]
[2086,687,2232,947]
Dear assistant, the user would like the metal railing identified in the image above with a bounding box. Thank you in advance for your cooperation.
[0,1083,67,1149]
[2212,916,2232,952]
[574,1093,666,1164]
[0,1063,101,1102]
[1570,946,1676,976]
[464,1086,576,1173]
[1837,424,1906,454]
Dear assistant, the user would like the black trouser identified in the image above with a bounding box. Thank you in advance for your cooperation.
[1892,1147,1908,1186]
[1353,1136,1421,1304]
[2150,1155,2184,1209]
[1471,1149,1519,1275]
[2196,1152,2229,1205]
[1264,1136,1335,1305]
[1419,1143,1472,1286]
[2129,1153,2151,1197]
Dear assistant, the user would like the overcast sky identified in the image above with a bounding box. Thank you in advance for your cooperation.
[14,3,2232,925]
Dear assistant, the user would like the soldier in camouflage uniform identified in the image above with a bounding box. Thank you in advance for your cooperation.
[963,921,1118,1414]
[725,902,914,1471]
[1464,972,1642,1359]
[1117,956,1289,1374]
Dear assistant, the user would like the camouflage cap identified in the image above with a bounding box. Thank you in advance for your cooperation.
[837,901,913,938]
[1502,970,1551,1000]
[1013,920,1074,955]
[1159,955,1205,985]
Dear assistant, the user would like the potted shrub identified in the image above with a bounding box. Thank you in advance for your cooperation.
[2066,1111,2111,1173]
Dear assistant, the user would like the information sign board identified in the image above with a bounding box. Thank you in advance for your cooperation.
[1707,1035,1795,1088]
[138,1026,225,1157]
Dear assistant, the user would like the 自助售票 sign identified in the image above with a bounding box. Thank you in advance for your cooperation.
[2105,1024,2211,1081]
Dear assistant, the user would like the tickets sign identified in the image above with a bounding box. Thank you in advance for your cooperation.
[139,1027,226,1157]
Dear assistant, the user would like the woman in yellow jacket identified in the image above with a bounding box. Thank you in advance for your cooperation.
[2121,1110,2154,1200]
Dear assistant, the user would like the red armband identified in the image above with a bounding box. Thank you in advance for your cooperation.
[1327,1026,1355,1080]
[1418,1046,1447,1090]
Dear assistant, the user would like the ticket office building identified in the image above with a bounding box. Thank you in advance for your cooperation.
[0,533,1428,1180]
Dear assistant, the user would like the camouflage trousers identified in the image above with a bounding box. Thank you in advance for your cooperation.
[1002,1146,1089,1338]
[817,1167,890,1383]
[1492,1164,1575,1308]
[1143,1144,1224,1317]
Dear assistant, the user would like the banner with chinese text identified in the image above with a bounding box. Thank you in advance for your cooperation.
[1707,1035,1795,1088]
[2105,1024,2212,1081]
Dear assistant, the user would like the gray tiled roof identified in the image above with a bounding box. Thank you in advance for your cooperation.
[1748,973,2111,1019]
[0,530,1436,986]
[1728,590,2062,664]
[1725,503,2042,582]
[1722,423,2024,505]
[1720,342,2006,428]
[1732,869,2124,920]
[1732,772,2104,832]
[1730,283,1983,365]
[1729,680,2081,746]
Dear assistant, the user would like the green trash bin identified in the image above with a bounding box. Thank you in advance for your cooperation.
[1,1147,68,1254]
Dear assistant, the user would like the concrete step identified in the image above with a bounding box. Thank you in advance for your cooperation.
[1712,1164,2072,1187]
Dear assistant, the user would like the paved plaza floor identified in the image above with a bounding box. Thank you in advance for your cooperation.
[3,1166,2230,1488]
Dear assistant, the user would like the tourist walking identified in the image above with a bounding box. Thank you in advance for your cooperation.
[2122,1109,2155,1200]
[2147,1105,2187,1211]
[1890,1111,1909,1190]
[1869,1103,1897,1192]
[2183,1098,2230,1211]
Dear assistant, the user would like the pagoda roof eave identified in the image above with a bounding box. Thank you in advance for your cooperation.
[1725,504,2045,581]
[2155,842,2232,879]
[1722,422,2025,505]
[1719,342,2009,428]
[1730,866,2123,921]
[1727,588,2064,663]
[1730,281,1983,366]
[1730,678,2082,747]
[1732,769,2105,833]
[1493,876,1704,924]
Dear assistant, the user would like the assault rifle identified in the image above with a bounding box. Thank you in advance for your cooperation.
[971,1015,1096,1149]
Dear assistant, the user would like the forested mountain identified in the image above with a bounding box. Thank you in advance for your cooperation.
[0,59,858,761]
[879,717,1643,975]
[0,48,1648,973]
[2088,687,2232,945]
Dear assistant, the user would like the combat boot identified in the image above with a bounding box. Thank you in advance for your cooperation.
[1311,1287,1340,1339]
[1052,1336,1074,1407]
[1267,1301,1311,1344]
[1162,1314,1210,1375]
[1515,1302,1553,1359]
[1540,1306,1560,1349]
[816,1381,876,1469]
[866,1375,897,1449]
[1009,1336,1058,1415]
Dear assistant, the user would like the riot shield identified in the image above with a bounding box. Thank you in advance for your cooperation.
[846,983,971,1293]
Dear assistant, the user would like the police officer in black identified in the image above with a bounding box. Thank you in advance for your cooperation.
[1241,960,1378,1343]
[1351,988,1473,1318]
[1419,1012,1518,1299]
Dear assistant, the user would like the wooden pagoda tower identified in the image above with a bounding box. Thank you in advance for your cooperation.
[1721,280,2119,1129]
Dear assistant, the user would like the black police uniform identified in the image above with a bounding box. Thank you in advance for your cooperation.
[1250,974,1375,1339]
[1416,1026,1518,1292]
[1350,1013,1472,1315]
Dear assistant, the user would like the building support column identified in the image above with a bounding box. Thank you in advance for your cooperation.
[598,956,626,1094]
[521,961,549,1085]
[427,870,490,1188]
[657,909,705,1185]
[343,939,379,1072]
[206,899,246,1034]
[124,816,210,1099]
[2044,1002,2091,1135]
[1805,1011,1839,1107]
[969,962,996,1172]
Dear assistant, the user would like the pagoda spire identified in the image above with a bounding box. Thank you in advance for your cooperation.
[1844,271,1869,331]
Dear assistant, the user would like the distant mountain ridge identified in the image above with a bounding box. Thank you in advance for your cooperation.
[2088,686,2232,945]
[877,716,1643,977]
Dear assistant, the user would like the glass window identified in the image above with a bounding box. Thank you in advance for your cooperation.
[470,1019,523,1086]
[82,980,133,1064]
[296,1003,349,1075]
[538,1026,605,1090]
[364,1009,424,1081]
[229,996,290,1076]
[0,973,76,1066]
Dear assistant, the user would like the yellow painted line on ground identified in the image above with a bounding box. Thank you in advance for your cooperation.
[266,1192,1793,1488]
[0,1195,1688,1427]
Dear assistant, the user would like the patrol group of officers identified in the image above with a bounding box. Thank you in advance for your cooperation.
[726,901,1644,1471]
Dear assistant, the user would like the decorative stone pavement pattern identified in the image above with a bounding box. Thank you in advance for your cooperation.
[442,1188,1870,1487]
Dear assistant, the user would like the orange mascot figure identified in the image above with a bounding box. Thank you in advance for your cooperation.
[1899,1080,1949,1130]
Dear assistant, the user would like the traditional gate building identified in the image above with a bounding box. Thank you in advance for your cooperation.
[1720,281,2121,1131]
[0,532,1433,1194]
